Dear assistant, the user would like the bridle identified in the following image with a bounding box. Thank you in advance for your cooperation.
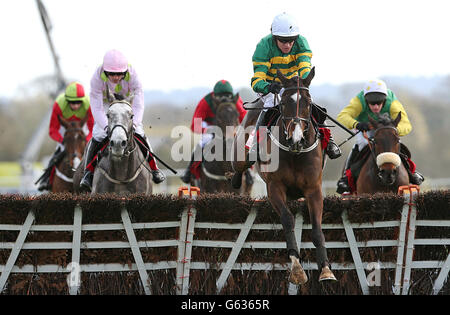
[364,125,401,183]
[271,80,318,154]
[364,125,400,158]
[107,101,136,157]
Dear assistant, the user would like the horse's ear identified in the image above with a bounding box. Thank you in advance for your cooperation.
[276,70,288,86]
[125,93,134,105]
[302,67,315,87]
[368,114,378,129]
[105,85,115,104]
[393,112,402,127]
[58,115,69,128]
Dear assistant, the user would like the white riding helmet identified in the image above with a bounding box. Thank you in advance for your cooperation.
[363,79,388,96]
[271,13,300,37]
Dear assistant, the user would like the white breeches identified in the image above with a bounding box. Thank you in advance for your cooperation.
[354,129,375,151]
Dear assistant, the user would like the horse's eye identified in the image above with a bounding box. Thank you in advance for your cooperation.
[131,114,134,119]
[106,114,110,119]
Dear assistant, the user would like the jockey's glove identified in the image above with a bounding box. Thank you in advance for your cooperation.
[267,82,282,94]
[355,122,370,132]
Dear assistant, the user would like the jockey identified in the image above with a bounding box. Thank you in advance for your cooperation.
[37,82,94,191]
[180,80,247,183]
[336,79,425,194]
[244,12,342,165]
[79,49,166,191]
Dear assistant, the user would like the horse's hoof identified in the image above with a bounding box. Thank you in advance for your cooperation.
[319,266,337,282]
[231,172,243,189]
[289,261,308,285]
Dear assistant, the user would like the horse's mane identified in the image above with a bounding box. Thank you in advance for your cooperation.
[377,113,393,126]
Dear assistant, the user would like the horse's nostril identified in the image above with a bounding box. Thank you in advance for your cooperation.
[121,140,127,148]
[110,140,115,147]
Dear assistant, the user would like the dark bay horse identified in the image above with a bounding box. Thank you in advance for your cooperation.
[74,93,153,195]
[355,113,409,194]
[198,99,253,195]
[232,68,336,284]
[51,116,87,192]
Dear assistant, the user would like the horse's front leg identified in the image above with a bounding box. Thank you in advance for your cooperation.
[268,183,308,285]
[304,186,336,282]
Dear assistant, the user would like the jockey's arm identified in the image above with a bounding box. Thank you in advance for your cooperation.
[128,67,144,128]
[251,39,272,94]
[86,107,95,142]
[337,96,363,129]
[90,69,108,130]
[236,96,247,122]
[390,100,412,136]
[190,97,212,134]
[49,102,64,143]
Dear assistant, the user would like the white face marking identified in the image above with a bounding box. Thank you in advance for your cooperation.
[290,93,301,103]
[107,102,133,157]
[73,156,81,170]
[292,123,303,144]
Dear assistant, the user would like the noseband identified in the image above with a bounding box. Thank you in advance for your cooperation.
[272,84,318,154]
[107,101,135,156]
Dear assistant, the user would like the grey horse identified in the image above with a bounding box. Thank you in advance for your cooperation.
[74,93,153,195]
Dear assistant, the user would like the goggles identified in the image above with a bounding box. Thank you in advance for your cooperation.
[275,36,298,43]
[104,71,127,77]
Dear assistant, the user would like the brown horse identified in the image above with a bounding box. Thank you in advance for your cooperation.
[195,99,253,195]
[51,116,88,192]
[232,68,336,284]
[355,113,409,194]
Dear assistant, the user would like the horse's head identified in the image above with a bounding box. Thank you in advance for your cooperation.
[368,112,402,185]
[106,89,135,160]
[214,95,240,139]
[58,115,87,170]
[277,67,315,153]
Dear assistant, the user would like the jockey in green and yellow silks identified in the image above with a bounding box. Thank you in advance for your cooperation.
[336,79,424,194]
[241,12,341,174]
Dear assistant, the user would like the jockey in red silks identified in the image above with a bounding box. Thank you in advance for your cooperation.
[79,49,165,191]
[37,82,94,191]
[180,80,247,183]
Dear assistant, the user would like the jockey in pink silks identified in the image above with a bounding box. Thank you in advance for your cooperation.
[79,49,166,191]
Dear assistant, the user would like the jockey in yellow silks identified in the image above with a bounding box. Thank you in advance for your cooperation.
[336,79,424,194]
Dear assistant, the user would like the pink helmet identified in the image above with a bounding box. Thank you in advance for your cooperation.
[103,49,128,72]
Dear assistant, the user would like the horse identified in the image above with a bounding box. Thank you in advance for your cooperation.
[51,116,87,192]
[231,68,336,284]
[354,113,409,194]
[74,93,153,195]
[197,98,253,195]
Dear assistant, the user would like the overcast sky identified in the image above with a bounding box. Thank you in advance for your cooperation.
[1,0,449,98]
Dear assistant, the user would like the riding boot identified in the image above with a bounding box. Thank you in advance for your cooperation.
[138,135,166,184]
[326,134,342,159]
[246,110,267,167]
[180,144,202,184]
[80,139,102,192]
[410,171,425,185]
[336,146,358,194]
[37,148,66,191]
